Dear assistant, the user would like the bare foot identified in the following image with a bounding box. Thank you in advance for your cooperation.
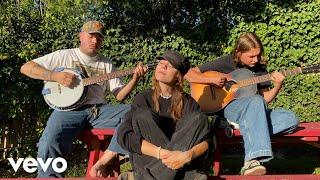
[89,150,118,177]
[90,160,108,177]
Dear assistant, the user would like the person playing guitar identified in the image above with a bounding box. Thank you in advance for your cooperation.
[184,32,299,176]
[20,20,147,177]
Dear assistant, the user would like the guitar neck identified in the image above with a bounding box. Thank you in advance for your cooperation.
[83,68,135,86]
[237,67,302,88]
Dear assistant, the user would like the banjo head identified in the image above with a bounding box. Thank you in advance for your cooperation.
[43,68,86,111]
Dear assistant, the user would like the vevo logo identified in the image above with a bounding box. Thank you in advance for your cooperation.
[8,157,67,173]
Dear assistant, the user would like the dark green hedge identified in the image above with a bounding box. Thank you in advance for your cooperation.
[0,0,319,158]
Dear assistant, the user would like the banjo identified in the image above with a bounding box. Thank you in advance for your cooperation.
[42,62,156,111]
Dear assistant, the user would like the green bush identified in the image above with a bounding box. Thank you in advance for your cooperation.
[1,0,319,169]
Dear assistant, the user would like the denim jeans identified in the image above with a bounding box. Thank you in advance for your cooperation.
[37,104,130,177]
[223,95,299,162]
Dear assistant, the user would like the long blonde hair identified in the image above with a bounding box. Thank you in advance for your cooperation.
[232,32,266,65]
[151,72,184,121]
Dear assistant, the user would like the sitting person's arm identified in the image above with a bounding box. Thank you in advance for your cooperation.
[160,140,209,170]
[259,71,285,103]
[113,62,147,101]
[185,67,226,87]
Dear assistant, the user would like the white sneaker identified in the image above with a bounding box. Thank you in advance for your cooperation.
[227,119,240,129]
[240,160,267,175]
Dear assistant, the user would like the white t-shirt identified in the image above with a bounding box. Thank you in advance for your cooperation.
[33,48,124,104]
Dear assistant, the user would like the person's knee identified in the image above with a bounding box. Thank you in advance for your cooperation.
[272,109,299,134]
[247,95,266,105]
[38,134,71,155]
[186,112,209,129]
[120,104,131,112]
[39,137,58,150]
[285,111,299,129]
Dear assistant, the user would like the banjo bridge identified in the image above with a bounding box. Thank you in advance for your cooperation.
[58,84,62,94]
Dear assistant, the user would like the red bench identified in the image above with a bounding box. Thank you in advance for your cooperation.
[78,122,320,178]
[84,174,319,180]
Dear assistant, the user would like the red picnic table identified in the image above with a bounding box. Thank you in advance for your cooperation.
[78,122,320,179]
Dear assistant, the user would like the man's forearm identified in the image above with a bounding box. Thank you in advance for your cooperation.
[20,61,53,81]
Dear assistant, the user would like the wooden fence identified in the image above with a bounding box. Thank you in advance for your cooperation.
[0,115,21,159]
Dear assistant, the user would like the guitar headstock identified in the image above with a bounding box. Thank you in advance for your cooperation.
[301,64,320,74]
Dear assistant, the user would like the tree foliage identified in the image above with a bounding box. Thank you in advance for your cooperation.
[1,0,319,165]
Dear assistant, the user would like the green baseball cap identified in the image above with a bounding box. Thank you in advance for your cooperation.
[81,20,105,37]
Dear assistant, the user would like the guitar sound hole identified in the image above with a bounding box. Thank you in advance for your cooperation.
[224,81,236,91]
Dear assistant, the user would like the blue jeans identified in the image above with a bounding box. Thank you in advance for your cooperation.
[223,95,299,163]
[37,104,130,177]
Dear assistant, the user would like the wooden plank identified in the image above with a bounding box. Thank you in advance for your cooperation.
[218,122,320,138]
[211,174,320,179]
[2,175,320,179]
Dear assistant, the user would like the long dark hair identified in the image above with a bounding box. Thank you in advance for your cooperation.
[151,72,184,121]
[232,32,267,65]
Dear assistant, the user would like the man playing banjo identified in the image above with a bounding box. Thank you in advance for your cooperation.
[20,20,147,177]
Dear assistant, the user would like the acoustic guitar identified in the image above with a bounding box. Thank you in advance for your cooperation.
[42,62,156,111]
[190,65,320,113]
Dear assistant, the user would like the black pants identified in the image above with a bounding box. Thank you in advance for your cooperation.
[130,108,210,180]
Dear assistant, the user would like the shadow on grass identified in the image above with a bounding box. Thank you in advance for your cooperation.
[220,144,320,175]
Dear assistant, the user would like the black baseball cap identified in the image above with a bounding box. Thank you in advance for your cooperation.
[156,50,190,76]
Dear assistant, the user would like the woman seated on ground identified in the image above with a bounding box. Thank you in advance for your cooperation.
[116,50,212,180]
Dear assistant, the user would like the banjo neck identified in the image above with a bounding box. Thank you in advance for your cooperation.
[82,62,157,86]
[83,68,135,86]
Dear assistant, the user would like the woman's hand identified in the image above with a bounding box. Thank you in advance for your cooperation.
[161,150,193,170]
